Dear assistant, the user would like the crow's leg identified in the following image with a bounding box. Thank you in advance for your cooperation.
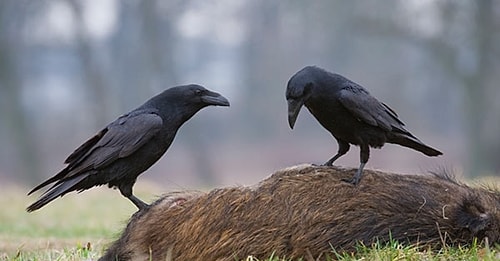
[323,140,350,166]
[118,183,149,210]
[128,195,149,210]
[343,144,369,185]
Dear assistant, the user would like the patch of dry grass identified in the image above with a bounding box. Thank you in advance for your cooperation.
[0,181,161,258]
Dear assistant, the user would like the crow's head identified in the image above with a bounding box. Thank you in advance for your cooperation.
[183,84,230,108]
[286,66,319,129]
[148,85,229,120]
[159,84,230,109]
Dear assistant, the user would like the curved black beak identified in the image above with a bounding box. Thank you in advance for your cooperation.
[202,91,230,107]
[287,98,304,129]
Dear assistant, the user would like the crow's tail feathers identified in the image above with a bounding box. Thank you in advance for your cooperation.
[26,175,86,212]
[389,133,443,157]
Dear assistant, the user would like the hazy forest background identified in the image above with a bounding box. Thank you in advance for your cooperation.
[1,0,499,191]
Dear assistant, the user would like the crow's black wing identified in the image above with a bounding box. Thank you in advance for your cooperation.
[337,85,406,132]
[28,110,163,194]
[66,110,163,174]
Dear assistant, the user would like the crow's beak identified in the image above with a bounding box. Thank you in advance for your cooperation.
[287,98,304,129]
[202,92,230,107]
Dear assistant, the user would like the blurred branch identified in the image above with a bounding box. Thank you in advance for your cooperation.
[352,17,463,81]
[353,1,498,175]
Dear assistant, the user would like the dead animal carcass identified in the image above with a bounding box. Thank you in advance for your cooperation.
[100,165,500,260]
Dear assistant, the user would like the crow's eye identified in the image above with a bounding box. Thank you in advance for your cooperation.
[194,89,203,95]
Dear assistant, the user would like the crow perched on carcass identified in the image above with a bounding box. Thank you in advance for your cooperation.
[27,84,229,212]
[286,66,442,184]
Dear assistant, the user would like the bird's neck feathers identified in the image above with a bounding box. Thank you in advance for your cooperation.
[143,96,204,128]
[311,73,352,97]
[305,79,339,107]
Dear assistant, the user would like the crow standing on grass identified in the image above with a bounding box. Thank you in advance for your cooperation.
[286,66,442,185]
[27,84,229,212]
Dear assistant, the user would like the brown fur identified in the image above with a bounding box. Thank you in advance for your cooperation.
[99,165,500,260]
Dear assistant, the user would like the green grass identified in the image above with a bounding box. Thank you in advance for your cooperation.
[333,237,500,261]
[0,182,160,260]
[1,184,500,261]
[4,243,99,261]
[245,238,500,260]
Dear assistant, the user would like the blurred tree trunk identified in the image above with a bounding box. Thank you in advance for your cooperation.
[464,0,495,176]
[0,0,40,183]
[240,1,283,140]
[67,0,110,128]
[426,1,496,176]
[138,1,179,88]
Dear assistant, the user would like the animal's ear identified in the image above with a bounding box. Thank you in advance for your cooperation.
[455,196,490,235]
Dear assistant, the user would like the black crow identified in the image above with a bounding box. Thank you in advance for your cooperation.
[27,84,229,212]
[286,66,442,185]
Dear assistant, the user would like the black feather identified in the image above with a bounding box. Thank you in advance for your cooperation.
[27,84,229,212]
[286,66,442,185]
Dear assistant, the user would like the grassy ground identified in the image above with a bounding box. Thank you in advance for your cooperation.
[1,182,500,261]
[0,182,160,260]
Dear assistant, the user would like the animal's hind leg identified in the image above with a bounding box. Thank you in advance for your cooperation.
[342,144,369,185]
[324,140,350,166]
[118,183,149,210]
